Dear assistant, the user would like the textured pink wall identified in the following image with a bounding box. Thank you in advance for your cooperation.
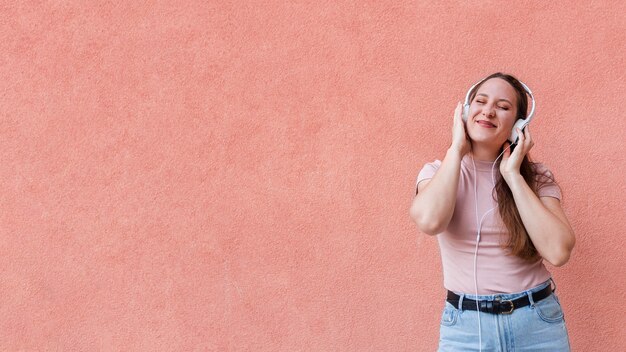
[1,1,624,350]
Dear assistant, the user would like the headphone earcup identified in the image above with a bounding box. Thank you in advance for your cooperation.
[509,119,527,144]
[463,105,469,122]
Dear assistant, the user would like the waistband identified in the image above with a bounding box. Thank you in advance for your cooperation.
[448,278,555,301]
[447,284,553,314]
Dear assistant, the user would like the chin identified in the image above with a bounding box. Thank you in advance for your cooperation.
[469,135,504,147]
[468,133,493,143]
[470,129,500,142]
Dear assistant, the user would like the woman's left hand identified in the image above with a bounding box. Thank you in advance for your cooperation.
[500,126,534,181]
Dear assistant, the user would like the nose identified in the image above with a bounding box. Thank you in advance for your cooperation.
[482,105,495,118]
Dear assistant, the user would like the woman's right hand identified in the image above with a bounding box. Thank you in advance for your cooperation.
[450,101,471,156]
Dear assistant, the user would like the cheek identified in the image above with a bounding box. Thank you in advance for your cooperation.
[470,105,481,114]
[501,117,517,130]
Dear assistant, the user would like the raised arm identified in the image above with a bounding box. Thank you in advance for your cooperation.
[410,147,464,235]
[410,102,470,235]
[500,127,575,266]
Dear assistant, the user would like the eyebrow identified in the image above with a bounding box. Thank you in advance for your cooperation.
[476,93,513,105]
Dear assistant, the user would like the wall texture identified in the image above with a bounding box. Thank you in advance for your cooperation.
[1,1,624,350]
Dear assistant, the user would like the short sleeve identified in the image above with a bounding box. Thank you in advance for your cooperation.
[415,159,442,194]
[533,163,562,200]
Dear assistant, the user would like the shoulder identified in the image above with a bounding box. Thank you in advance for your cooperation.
[415,159,443,192]
[418,159,442,175]
[529,161,562,199]
[529,161,557,181]
[423,159,442,169]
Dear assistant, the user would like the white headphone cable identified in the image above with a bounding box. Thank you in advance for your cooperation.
[471,144,511,352]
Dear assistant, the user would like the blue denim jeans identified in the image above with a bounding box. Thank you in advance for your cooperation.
[438,279,571,351]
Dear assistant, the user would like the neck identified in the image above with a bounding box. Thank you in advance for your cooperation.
[470,143,501,162]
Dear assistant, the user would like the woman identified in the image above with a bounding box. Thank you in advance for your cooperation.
[409,72,575,351]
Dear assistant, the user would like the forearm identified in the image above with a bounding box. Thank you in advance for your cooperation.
[505,174,574,266]
[410,148,462,234]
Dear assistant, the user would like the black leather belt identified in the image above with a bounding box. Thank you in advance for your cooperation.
[446,285,553,315]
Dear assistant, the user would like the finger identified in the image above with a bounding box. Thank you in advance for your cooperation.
[516,128,532,154]
[512,138,523,157]
[521,127,532,145]
[517,128,529,149]
[517,128,527,147]
[525,127,534,148]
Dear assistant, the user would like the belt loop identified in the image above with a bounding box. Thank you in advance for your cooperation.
[550,277,557,293]
[458,293,465,311]
[527,289,535,307]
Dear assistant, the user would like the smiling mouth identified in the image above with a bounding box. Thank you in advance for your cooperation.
[477,121,496,128]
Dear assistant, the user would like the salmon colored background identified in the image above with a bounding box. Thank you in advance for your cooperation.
[1,1,624,351]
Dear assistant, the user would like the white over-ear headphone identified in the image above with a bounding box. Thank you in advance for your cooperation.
[462,76,536,145]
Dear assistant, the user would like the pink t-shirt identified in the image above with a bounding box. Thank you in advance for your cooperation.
[415,154,562,294]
